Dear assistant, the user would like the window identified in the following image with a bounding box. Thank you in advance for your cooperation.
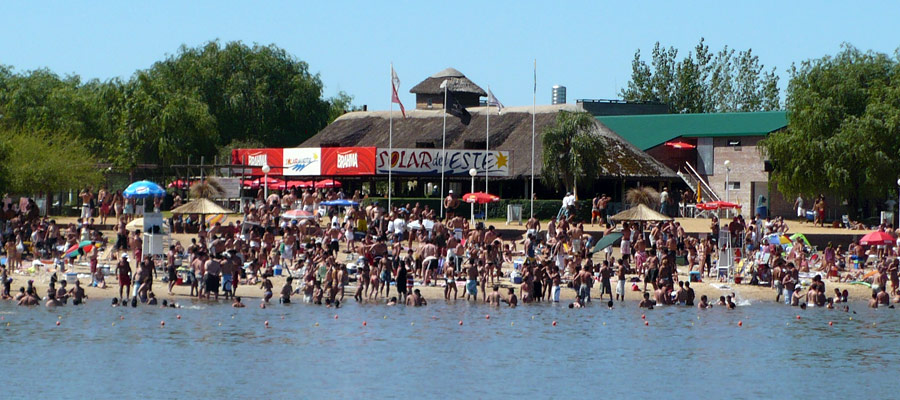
[427,98,433,108]
[728,181,741,190]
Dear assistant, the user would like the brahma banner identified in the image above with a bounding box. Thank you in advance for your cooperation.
[321,147,376,175]
[231,148,283,175]
[283,148,321,176]
[376,148,510,176]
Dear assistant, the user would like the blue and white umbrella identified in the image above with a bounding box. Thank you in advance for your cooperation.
[320,199,359,207]
[123,180,166,199]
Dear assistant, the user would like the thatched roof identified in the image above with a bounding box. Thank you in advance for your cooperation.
[170,198,232,215]
[301,104,678,180]
[610,204,672,222]
[409,67,487,96]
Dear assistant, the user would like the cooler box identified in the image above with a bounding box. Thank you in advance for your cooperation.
[273,265,282,276]
[806,211,815,221]
[65,273,78,284]
[513,260,524,270]
[689,271,701,282]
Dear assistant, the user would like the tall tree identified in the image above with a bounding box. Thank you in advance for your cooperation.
[541,111,606,195]
[760,44,900,217]
[621,39,781,113]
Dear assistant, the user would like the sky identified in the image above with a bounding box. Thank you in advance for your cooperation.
[2,1,899,110]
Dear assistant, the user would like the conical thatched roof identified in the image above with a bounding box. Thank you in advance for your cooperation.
[609,204,672,222]
[409,67,486,96]
[170,198,232,215]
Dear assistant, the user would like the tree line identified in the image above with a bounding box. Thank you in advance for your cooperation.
[620,38,781,113]
[0,40,354,195]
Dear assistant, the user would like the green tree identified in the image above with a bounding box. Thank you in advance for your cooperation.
[621,39,781,113]
[760,44,900,217]
[541,111,606,194]
[0,129,102,195]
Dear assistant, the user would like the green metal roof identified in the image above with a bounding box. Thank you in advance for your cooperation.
[596,111,787,151]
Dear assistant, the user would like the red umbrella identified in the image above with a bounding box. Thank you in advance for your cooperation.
[167,179,192,189]
[241,180,259,189]
[665,141,696,149]
[255,176,283,186]
[290,180,314,189]
[315,179,341,189]
[860,230,896,246]
[462,192,500,204]
[696,200,742,211]
[281,209,316,220]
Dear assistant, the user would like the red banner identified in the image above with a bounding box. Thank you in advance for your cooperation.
[231,148,284,176]
[321,147,376,175]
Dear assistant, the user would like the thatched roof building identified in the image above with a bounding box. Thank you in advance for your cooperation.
[302,104,677,181]
[409,67,485,109]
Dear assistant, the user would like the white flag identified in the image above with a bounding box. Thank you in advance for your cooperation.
[487,88,504,114]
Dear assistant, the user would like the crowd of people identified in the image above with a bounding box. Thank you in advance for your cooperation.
[2,186,900,311]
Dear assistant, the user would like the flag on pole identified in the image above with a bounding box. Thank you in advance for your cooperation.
[487,88,504,114]
[391,66,407,118]
[445,89,471,125]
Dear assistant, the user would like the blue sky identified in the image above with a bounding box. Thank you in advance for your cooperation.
[2,1,898,109]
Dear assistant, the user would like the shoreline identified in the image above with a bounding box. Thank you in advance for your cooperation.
[4,264,876,307]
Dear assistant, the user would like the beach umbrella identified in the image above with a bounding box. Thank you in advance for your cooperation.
[320,199,359,207]
[591,232,623,253]
[860,230,896,246]
[314,179,341,189]
[665,141,696,149]
[64,240,94,258]
[281,209,316,220]
[167,179,193,189]
[242,179,259,189]
[206,214,227,225]
[789,233,811,247]
[766,234,791,245]
[696,200,742,211]
[123,180,166,199]
[255,176,283,186]
[293,180,315,188]
[170,198,232,215]
[462,192,500,204]
[609,204,671,222]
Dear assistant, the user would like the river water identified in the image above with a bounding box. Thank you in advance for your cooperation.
[1,300,899,399]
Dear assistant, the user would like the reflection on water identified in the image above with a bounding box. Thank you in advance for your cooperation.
[1,301,899,397]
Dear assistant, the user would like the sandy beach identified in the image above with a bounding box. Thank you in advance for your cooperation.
[5,215,876,306]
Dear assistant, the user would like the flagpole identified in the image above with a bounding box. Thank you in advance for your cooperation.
[388,63,393,211]
[530,59,536,218]
[440,81,447,219]
[485,85,490,222]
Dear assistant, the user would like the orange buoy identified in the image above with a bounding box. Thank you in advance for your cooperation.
[738,321,742,327]
[641,314,645,319]
[362,321,367,326]
[176,315,181,320]
[552,321,557,326]
[644,321,649,326]
[829,321,833,326]
[458,320,463,325]
[485,314,490,320]
[160,321,165,327]
[56,321,60,326]
[796,315,801,320]
[334,315,339,320]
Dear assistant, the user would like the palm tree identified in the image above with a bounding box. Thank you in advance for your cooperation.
[541,111,605,195]
[625,187,660,208]
[189,177,224,199]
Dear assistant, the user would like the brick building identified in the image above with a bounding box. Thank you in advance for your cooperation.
[596,111,788,217]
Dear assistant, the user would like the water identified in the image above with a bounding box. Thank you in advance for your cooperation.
[2,300,900,399]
